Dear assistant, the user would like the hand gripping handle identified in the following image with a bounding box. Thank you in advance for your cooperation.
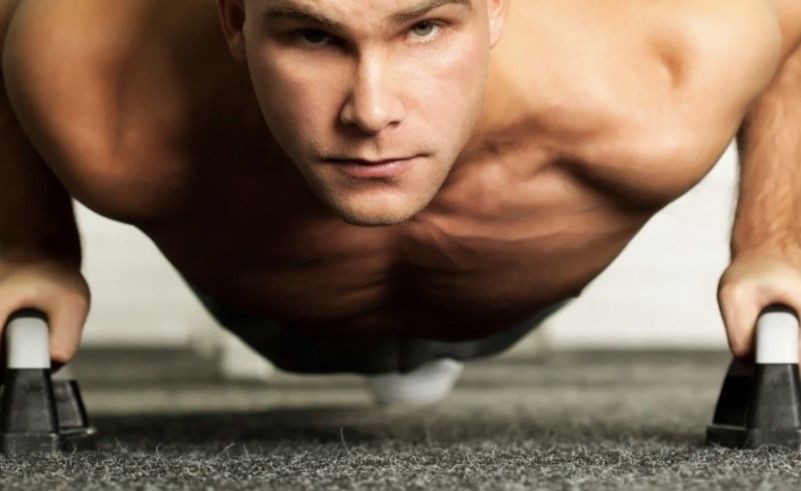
[4,309,50,370]
[755,305,800,364]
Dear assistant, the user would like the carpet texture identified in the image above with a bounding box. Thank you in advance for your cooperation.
[0,350,799,490]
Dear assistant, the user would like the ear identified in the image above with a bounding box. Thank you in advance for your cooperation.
[216,0,248,63]
[485,0,511,48]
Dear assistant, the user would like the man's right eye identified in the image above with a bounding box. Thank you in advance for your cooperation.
[292,29,333,47]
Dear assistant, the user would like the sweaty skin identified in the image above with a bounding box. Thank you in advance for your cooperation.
[1,0,799,342]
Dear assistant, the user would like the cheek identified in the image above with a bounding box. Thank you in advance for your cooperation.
[407,32,488,140]
[247,49,336,148]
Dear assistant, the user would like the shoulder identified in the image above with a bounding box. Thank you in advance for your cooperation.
[764,0,801,58]
[573,1,786,184]
[3,0,177,73]
[684,0,801,63]
[0,0,21,47]
[638,0,785,134]
[1,0,150,167]
[1,0,23,125]
[2,0,230,160]
[3,1,146,105]
[657,0,783,86]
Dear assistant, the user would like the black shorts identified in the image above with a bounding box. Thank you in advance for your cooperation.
[189,284,571,375]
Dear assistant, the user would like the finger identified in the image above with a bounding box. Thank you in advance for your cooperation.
[0,310,8,382]
[47,294,89,367]
[720,268,801,359]
[718,282,761,359]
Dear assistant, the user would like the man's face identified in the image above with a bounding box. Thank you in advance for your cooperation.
[226,0,508,226]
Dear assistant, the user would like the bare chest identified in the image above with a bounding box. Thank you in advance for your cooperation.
[3,0,784,336]
[146,140,647,338]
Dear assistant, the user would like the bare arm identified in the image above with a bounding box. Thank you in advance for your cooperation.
[0,83,81,266]
[731,43,801,258]
[0,1,80,265]
[0,2,88,367]
[719,36,801,357]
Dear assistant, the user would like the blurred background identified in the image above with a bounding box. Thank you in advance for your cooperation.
[74,141,740,380]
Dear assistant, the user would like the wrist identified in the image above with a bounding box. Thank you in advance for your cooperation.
[0,242,82,269]
[731,235,801,265]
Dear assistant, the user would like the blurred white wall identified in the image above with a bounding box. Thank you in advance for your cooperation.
[75,201,279,378]
[76,211,215,347]
[75,140,740,371]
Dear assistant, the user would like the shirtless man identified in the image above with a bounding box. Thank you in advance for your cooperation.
[1,0,800,403]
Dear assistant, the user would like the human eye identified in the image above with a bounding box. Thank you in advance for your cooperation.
[407,20,447,43]
[290,28,335,48]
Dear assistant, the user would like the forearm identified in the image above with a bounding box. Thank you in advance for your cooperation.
[732,43,801,260]
[0,104,81,267]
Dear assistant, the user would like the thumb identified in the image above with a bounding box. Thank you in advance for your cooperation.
[718,283,763,359]
[47,297,89,368]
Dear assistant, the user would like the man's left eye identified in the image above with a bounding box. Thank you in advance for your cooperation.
[410,21,441,38]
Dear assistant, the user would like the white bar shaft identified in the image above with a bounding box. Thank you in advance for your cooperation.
[6,316,50,369]
[756,308,799,364]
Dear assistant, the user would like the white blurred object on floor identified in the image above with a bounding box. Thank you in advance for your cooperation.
[365,359,464,407]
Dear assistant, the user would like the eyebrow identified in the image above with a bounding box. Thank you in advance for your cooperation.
[263,0,473,30]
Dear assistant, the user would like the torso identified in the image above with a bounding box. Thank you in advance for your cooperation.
[2,0,795,339]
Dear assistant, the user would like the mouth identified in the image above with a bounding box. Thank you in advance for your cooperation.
[322,155,420,179]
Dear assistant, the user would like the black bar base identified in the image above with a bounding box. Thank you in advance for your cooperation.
[707,359,801,449]
[53,380,97,452]
[0,372,97,456]
[707,424,801,449]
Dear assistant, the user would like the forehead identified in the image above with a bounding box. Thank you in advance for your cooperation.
[257,0,475,30]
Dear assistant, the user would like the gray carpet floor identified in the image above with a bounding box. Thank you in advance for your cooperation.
[0,350,798,490]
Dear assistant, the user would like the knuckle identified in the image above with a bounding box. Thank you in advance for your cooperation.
[50,345,77,365]
[730,338,753,358]
[61,291,90,311]
[718,281,746,302]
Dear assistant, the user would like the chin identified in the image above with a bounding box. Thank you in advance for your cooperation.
[330,195,432,228]
[334,204,417,227]
[306,167,445,227]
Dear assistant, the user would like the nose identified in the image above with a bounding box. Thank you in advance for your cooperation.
[340,55,406,134]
